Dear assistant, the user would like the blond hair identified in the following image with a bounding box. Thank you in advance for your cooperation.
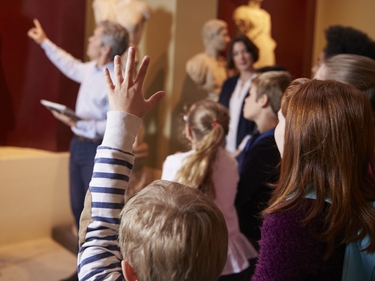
[119,180,228,281]
[252,71,292,114]
[174,100,229,198]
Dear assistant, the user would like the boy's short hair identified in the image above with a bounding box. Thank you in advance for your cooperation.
[119,180,228,281]
[252,71,292,114]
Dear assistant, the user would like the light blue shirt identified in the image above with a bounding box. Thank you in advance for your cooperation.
[41,39,112,139]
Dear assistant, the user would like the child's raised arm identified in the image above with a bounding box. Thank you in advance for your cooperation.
[77,47,164,281]
[104,47,164,117]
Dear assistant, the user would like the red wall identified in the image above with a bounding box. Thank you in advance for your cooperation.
[0,0,86,151]
[218,0,316,79]
[1,0,315,151]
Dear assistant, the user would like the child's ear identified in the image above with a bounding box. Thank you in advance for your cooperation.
[185,124,193,141]
[122,260,138,281]
[259,94,269,107]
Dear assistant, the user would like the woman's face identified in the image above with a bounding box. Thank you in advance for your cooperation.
[232,41,253,72]
[275,109,286,157]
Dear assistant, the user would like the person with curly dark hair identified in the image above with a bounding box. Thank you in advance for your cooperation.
[311,25,375,77]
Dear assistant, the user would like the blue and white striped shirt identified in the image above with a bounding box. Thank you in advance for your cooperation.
[77,111,142,280]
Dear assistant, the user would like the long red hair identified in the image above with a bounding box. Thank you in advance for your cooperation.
[265,79,375,256]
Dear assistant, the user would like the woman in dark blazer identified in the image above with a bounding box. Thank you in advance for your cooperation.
[219,35,259,154]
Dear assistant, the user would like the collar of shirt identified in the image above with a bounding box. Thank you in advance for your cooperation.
[94,60,114,71]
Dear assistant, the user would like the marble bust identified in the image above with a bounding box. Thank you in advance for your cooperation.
[93,0,154,194]
[186,19,230,101]
[233,0,276,68]
[93,0,152,62]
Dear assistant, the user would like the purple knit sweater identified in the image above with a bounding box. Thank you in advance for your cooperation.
[252,199,345,281]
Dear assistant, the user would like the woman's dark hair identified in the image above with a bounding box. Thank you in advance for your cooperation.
[227,34,259,69]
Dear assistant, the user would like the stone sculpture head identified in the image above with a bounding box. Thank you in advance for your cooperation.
[202,19,230,52]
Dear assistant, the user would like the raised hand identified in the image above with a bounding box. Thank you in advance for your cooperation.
[104,47,165,118]
[27,19,47,45]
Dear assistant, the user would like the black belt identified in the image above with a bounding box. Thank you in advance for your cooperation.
[74,135,103,143]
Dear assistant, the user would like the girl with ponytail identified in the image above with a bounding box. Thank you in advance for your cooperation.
[162,99,257,281]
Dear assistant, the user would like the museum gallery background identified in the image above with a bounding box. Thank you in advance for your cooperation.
[1,0,375,169]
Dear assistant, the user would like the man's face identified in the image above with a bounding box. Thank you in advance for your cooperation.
[87,27,104,61]
[311,51,325,78]
[212,27,230,52]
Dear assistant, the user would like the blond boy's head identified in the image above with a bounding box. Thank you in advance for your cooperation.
[252,71,292,115]
[119,180,228,281]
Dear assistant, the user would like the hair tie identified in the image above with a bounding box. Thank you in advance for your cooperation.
[212,121,221,128]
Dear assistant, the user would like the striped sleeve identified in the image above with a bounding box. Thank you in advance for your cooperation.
[77,111,142,281]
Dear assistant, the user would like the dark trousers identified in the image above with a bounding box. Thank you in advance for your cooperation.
[69,137,101,229]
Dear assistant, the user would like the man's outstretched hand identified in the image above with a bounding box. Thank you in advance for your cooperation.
[104,46,165,118]
[27,19,47,45]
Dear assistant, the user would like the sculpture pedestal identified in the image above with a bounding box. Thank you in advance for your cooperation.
[0,147,73,246]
